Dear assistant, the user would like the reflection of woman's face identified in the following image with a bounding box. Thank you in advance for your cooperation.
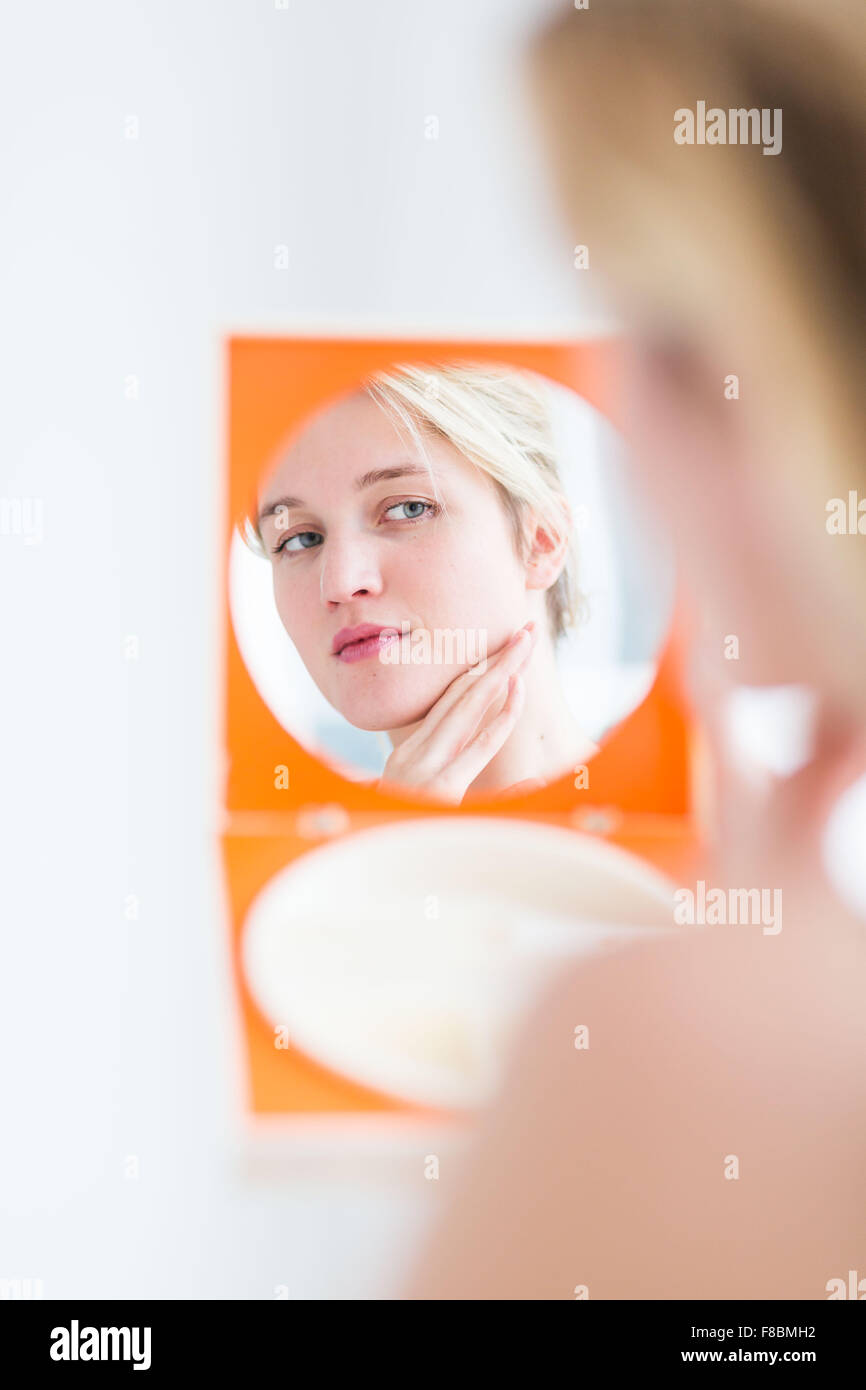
[257,391,532,731]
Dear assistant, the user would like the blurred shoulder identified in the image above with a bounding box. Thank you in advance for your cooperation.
[536,910,866,1061]
[446,912,866,1298]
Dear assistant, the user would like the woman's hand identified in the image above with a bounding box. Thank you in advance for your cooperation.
[378,622,537,803]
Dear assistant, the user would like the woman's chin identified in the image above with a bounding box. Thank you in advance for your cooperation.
[337,673,455,734]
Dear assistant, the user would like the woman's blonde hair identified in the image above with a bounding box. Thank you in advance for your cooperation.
[526,0,866,674]
[364,363,581,640]
[246,362,583,641]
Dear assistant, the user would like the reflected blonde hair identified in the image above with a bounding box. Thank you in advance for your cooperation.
[364,363,581,640]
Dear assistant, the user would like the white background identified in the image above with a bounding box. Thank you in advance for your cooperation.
[1,0,863,1301]
[0,0,586,1300]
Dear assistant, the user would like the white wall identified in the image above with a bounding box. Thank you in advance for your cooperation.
[0,0,605,1299]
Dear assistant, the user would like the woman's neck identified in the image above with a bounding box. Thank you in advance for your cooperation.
[386,629,595,796]
[466,633,595,794]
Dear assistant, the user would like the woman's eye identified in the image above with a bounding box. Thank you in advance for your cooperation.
[278,530,322,554]
[383,500,433,521]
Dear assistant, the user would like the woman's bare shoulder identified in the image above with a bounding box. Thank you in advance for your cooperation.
[408,911,866,1299]
[538,912,866,1088]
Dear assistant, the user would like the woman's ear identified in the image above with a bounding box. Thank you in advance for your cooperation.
[524,497,571,593]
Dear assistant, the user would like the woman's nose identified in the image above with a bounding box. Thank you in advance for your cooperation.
[319,534,384,605]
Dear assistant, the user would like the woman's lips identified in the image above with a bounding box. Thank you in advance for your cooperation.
[337,632,398,663]
[332,625,402,664]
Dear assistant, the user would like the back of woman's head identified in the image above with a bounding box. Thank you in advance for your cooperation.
[527,0,866,699]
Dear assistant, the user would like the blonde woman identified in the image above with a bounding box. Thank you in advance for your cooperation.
[407,0,866,1298]
[250,363,597,802]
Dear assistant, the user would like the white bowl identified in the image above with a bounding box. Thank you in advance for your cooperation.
[240,817,676,1110]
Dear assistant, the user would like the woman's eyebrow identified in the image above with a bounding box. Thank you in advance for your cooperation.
[353,464,432,490]
[258,495,304,524]
[257,465,433,524]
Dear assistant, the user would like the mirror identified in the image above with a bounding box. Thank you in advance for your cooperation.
[229,361,674,800]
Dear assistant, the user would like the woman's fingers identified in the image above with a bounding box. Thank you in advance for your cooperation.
[437,674,527,798]
[411,621,536,742]
[416,626,535,769]
[379,622,536,801]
